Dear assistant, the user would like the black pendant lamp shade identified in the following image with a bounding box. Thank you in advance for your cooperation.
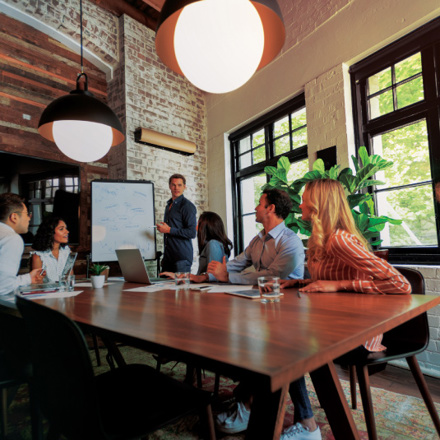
[38,0,125,162]
[38,73,124,147]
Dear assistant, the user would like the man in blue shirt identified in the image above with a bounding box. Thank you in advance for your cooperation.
[157,174,197,273]
[206,188,304,284]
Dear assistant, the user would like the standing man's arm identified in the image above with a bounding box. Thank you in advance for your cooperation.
[157,202,197,239]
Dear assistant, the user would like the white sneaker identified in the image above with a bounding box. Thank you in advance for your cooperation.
[281,423,322,440]
[215,401,250,434]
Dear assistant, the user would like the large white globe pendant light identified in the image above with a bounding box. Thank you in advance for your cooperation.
[156,0,285,94]
[38,0,124,162]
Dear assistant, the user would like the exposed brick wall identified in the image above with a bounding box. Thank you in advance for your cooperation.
[120,15,208,268]
[2,0,119,68]
[305,65,350,166]
[280,0,351,53]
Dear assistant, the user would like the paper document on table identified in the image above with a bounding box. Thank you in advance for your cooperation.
[16,290,84,300]
[203,284,255,293]
[75,282,114,288]
[124,282,175,292]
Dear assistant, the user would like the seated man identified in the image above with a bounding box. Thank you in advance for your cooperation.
[206,189,321,440]
[203,188,304,284]
[0,193,44,295]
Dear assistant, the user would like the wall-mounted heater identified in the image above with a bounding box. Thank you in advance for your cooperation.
[134,128,196,155]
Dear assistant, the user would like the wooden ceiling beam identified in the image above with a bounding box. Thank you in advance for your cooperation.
[141,0,165,12]
[90,0,158,31]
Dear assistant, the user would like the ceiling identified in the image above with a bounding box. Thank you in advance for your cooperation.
[90,0,165,31]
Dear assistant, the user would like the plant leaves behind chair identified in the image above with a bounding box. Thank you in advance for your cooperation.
[335,268,440,440]
[16,297,216,440]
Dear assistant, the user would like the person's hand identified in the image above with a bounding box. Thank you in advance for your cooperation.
[299,280,345,293]
[156,222,171,234]
[159,271,175,279]
[279,279,311,289]
[30,268,45,284]
[207,256,229,282]
[190,274,208,283]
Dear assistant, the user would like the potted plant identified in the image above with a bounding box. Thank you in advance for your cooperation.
[89,263,109,288]
[264,146,402,248]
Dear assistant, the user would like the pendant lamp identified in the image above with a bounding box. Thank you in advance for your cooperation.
[156,0,285,94]
[38,0,124,162]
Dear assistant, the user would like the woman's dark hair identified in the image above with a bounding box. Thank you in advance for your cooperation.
[197,211,232,257]
[32,216,67,251]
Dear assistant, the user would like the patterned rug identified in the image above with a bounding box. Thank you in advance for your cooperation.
[6,344,440,439]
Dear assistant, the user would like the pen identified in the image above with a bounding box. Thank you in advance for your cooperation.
[146,226,157,228]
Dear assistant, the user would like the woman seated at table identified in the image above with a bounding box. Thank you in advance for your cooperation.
[281,178,411,355]
[161,211,232,282]
[31,216,71,283]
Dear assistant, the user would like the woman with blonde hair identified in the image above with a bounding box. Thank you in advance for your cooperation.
[281,178,410,353]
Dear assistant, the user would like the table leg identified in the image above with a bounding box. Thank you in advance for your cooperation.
[246,384,288,440]
[100,335,126,368]
[310,362,360,440]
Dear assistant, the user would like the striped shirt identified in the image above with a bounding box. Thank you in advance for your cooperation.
[308,229,411,351]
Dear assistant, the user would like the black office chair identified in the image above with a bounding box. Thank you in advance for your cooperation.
[16,296,216,440]
[0,313,42,440]
[336,267,440,440]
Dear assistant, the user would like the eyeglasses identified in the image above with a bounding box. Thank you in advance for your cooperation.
[14,210,32,219]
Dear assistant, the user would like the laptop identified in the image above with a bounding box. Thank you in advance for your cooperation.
[116,248,159,284]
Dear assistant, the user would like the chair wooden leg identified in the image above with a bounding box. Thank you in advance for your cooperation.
[204,403,216,440]
[356,364,378,440]
[1,388,7,440]
[91,333,101,366]
[29,382,44,440]
[196,368,203,388]
[349,364,357,409]
[214,373,220,397]
[407,355,440,436]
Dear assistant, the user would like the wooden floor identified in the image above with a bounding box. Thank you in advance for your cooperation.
[335,363,440,404]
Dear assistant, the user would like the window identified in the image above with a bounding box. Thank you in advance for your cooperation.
[351,18,440,263]
[25,174,80,236]
[230,95,308,253]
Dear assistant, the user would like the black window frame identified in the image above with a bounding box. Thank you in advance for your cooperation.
[351,17,440,264]
[230,94,308,253]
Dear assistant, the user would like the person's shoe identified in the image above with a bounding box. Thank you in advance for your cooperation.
[281,422,322,440]
[215,401,250,434]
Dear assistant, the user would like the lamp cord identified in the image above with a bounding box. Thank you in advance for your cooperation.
[80,0,84,74]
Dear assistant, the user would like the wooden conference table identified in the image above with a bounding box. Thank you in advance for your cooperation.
[20,281,440,439]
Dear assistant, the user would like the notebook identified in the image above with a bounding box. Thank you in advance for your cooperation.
[116,248,158,284]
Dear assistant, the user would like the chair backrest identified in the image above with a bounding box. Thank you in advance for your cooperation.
[16,297,105,439]
[382,267,429,350]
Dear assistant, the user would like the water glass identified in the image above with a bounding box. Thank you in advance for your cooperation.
[67,274,75,291]
[258,276,281,303]
[175,272,190,290]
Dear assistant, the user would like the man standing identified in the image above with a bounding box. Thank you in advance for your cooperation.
[157,174,197,273]
[0,193,44,295]
[206,188,304,284]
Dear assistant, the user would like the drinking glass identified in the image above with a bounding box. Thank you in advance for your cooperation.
[258,276,281,303]
[175,272,190,290]
[67,274,75,292]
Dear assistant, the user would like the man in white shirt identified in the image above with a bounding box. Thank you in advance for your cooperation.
[0,193,44,295]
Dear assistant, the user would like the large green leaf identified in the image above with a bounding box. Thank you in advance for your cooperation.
[277,156,291,173]
[313,158,325,175]
[264,166,278,177]
[338,173,357,193]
